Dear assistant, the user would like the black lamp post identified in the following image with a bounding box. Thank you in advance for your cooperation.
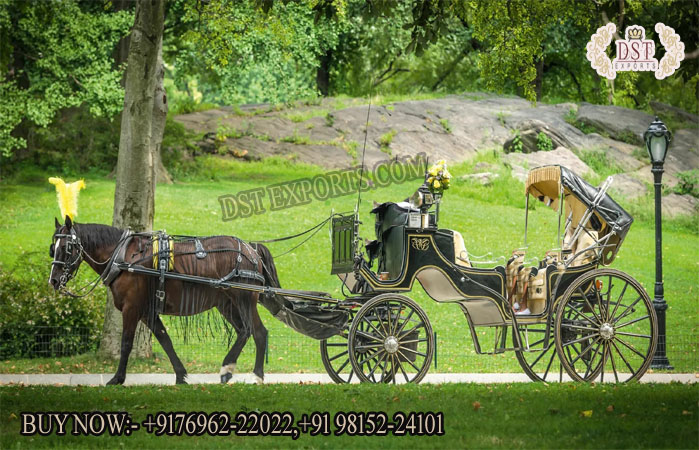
[644,116,673,370]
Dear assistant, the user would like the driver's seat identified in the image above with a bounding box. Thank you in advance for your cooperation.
[453,231,472,267]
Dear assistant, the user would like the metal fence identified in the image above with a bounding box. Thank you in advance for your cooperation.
[1,323,696,374]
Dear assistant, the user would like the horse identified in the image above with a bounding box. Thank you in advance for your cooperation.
[48,215,276,386]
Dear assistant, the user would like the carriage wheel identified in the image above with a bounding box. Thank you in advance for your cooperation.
[320,311,355,384]
[347,294,433,384]
[555,269,657,383]
[514,320,567,382]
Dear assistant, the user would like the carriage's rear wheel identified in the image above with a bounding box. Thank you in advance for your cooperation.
[348,294,433,384]
[555,269,657,383]
[320,311,355,384]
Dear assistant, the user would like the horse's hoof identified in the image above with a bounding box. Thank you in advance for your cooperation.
[253,375,264,385]
[220,373,233,384]
[106,376,124,386]
[176,378,188,385]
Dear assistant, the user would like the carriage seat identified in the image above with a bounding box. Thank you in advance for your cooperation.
[561,227,600,267]
[452,231,471,267]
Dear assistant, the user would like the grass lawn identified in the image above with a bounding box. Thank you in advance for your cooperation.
[1,153,697,375]
[0,383,697,448]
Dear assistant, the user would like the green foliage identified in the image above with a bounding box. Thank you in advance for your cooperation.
[469,0,592,101]
[674,170,699,198]
[280,130,312,145]
[564,108,599,135]
[378,129,397,153]
[0,253,104,358]
[510,131,523,153]
[496,111,509,126]
[536,132,553,151]
[285,109,329,123]
[0,1,132,157]
[439,118,452,134]
[578,149,625,183]
[3,107,120,179]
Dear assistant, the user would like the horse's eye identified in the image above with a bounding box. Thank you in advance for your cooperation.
[49,243,55,257]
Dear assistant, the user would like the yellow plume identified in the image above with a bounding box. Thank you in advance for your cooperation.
[48,177,86,220]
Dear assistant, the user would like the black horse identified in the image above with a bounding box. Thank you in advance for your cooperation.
[49,216,276,385]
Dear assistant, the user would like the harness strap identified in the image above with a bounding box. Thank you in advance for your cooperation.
[100,230,132,286]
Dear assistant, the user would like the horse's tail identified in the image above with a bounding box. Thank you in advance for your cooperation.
[254,243,284,315]
[256,243,281,288]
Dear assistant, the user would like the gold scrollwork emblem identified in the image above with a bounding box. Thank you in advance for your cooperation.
[411,237,430,251]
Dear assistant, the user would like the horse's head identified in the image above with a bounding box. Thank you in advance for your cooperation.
[49,216,83,290]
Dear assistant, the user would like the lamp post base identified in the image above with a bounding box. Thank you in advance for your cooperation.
[650,297,673,371]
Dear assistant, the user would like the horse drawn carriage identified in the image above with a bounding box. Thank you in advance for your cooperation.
[49,163,657,385]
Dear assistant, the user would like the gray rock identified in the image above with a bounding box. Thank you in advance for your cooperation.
[609,173,647,199]
[460,172,500,186]
[577,103,654,145]
[662,193,699,217]
[504,147,593,179]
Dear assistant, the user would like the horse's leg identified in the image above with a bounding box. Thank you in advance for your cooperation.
[144,315,188,384]
[249,296,268,384]
[216,303,250,384]
[106,304,140,386]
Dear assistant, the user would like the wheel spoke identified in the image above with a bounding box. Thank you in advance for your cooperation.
[396,349,422,373]
[398,322,426,339]
[326,342,347,347]
[560,323,598,332]
[608,343,619,383]
[615,331,651,339]
[578,287,603,325]
[569,337,601,365]
[397,346,427,358]
[562,333,600,348]
[398,338,428,345]
[613,336,647,359]
[394,308,415,337]
[565,302,598,326]
[608,281,629,323]
[542,347,556,379]
[616,315,650,330]
[584,340,603,379]
[363,315,385,337]
[528,344,550,368]
[357,348,386,367]
[328,350,348,362]
[356,330,383,343]
[336,357,350,373]
[367,351,387,380]
[611,339,636,373]
[612,296,643,325]
[390,354,397,385]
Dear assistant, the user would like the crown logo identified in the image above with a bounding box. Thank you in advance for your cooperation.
[625,26,645,40]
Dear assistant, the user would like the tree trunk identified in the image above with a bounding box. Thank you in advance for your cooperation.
[100,0,165,359]
[316,50,332,96]
[533,56,544,102]
[152,43,171,184]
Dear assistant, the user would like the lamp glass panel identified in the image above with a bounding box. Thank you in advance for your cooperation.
[650,135,667,163]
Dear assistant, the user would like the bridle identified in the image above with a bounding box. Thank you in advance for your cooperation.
[51,228,83,289]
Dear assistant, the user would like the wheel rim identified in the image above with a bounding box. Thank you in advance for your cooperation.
[320,311,355,384]
[555,269,657,383]
[348,295,433,384]
[515,320,568,382]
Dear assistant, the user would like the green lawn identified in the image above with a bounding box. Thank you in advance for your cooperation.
[0,383,697,448]
[1,154,697,375]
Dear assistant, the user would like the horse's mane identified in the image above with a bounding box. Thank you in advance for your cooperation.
[73,223,124,254]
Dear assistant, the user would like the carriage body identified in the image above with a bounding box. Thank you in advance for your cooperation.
[325,165,657,384]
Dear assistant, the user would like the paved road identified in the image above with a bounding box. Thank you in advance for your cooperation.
[0,372,695,386]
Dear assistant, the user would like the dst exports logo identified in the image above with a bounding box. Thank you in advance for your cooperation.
[586,23,685,80]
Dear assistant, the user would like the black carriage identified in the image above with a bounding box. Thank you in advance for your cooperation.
[318,164,658,384]
[86,163,657,384]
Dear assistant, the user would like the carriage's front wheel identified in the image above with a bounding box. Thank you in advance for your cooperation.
[348,294,433,384]
[514,319,567,382]
[554,269,657,383]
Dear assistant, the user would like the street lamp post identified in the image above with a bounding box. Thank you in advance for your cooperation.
[644,116,673,370]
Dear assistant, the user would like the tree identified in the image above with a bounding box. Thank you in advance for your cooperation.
[100,0,166,359]
[0,1,131,157]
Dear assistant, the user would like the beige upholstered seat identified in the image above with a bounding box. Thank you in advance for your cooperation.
[453,231,471,267]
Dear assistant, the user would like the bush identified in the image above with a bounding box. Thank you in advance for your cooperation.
[536,132,553,151]
[0,252,105,359]
[674,170,699,198]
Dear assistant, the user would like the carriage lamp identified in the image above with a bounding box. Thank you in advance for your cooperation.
[644,116,673,370]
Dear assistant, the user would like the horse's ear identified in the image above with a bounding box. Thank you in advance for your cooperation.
[55,217,61,229]
[65,215,73,228]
